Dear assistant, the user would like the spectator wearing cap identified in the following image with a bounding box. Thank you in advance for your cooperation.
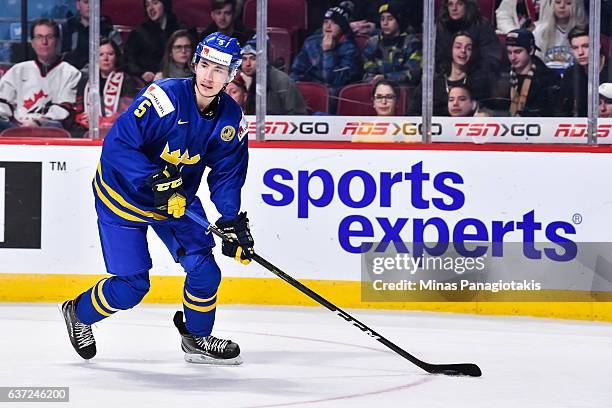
[241,36,306,115]
[291,5,362,105]
[200,0,254,48]
[362,1,422,86]
[504,28,560,116]
[559,25,610,117]
[124,0,194,84]
[436,0,502,74]
[599,83,612,118]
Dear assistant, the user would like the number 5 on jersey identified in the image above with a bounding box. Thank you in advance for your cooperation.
[134,100,152,118]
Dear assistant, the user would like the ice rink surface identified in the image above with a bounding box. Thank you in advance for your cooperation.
[0,303,610,408]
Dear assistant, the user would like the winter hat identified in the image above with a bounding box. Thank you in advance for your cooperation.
[600,83,612,100]
[378,1,407,31]
[324,6,352,35]
[506,29,540,53]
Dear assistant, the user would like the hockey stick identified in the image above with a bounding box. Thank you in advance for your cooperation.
[185,208,482,377]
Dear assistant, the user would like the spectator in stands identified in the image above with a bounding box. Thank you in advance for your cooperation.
[533,0,586,71]
[559,25,610,116]
[61,0,121,70]
[71,38,140,138]
[362,1,422,86]
[291,5,362,110]
[124,0,193,84]
[225,75,247,111]
[200,0,254,47]
[447,84,479,116]
[436,0,502,74]
[154,29,194,80]
[372,79,399,116]
[0,19,81,132]
[600,83,612,118]
[408,31,493,115]
[240,36,306,115]
[505,28,560,116]
[495,0,538,34]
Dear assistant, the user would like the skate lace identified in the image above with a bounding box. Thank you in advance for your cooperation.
[196,335,229,354]
[74,321,95,348]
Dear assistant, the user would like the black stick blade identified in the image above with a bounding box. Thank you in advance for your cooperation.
[427,363,482,377]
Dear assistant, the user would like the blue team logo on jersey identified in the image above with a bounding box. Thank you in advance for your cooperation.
[160,143,201,166]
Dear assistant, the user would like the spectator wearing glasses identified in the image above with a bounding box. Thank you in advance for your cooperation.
[200,0,254,48]
[61,0,121,70]
[600,83,612,118]
[0,19,81,132]
[71,38,140,137]
[372,79,399,116]
[124,0,193,84]
[362,1,422,86]
[559,25,610,117]
[436,0,502,74]
[155,30,195,80]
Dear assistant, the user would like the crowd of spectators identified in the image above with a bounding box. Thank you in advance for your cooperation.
[0,0,611,138]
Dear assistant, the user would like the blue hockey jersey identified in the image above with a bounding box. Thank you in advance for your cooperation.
[93,78,249,226]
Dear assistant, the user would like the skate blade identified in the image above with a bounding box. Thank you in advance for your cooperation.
[184,353,243,365]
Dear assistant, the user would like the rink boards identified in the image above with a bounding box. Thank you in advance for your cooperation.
[1,139,612,321]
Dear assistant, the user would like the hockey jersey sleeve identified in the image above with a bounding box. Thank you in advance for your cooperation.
[0,66,17,120]
[205,114,249,222]
[101,85,177,190]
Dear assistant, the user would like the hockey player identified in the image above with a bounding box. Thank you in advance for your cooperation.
[61,32,253,365]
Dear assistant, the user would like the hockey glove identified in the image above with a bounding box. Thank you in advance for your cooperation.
[147,165,186,218]
[216,212,254,265]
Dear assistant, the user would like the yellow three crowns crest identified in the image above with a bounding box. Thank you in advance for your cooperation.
[220,125,236,142]
[160,143,201,166]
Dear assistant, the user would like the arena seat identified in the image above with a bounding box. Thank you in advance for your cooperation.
[336,83,407,116]
[175,0,212,30]
[243,0,307,32]
[268,27,292,72]
[113,25,133,45]
[355,35,370,53]
[0,126,71,138]
[102,0,145,27]
[296,82,329,114]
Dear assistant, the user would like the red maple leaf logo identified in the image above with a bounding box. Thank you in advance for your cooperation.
[23,90,48,110]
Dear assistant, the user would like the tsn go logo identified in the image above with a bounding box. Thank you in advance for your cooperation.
[0,162,42,249]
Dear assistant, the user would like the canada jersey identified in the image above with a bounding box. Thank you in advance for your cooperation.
[93,78,249,226]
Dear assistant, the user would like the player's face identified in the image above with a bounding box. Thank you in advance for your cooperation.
[600,96,612,118]
[447,0,466,20]
[507,46,531,72]
[99,43,116,75]
[448,87,473,116]
[570,36,589,66]
[380,12,400,37]
[211,4,234,30]
[145,0,165,22]
[452,35,473,67]
[31,24,58,62]
[372,84,397,116]
[225,82,246,106]
[171,36,192,65]
[241,54,256,76]
[194,58,231,97]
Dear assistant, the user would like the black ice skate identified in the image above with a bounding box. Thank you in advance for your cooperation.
[61,299,96,360]
[173,311,242,365]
